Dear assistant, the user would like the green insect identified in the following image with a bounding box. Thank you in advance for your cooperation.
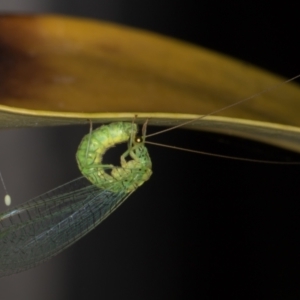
[76,121,152,193]
[0,121,152,277]
[0,74,298,277]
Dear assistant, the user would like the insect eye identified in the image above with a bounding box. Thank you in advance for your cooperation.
[135,136,143,143]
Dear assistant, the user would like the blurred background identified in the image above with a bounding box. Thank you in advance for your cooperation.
[0,1,300,299]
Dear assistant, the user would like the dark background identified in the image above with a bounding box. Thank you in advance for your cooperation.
[0,1,300,300]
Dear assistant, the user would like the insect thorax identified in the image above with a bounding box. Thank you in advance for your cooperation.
[76,122,152,193]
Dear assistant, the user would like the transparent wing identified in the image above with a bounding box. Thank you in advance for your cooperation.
[0,177,129,277]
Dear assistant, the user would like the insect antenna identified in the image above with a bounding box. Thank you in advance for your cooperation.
[146,74,300,139]
[145,140,300,165]
[145,74,300,165]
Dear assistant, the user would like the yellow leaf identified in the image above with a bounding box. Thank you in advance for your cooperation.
[0,15,299,152]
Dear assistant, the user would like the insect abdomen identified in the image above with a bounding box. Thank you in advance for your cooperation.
[76,122,137,166]
[76,122,152,193]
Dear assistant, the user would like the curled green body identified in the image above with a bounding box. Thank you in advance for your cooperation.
[0,121,153,277]
[76,122,152,193]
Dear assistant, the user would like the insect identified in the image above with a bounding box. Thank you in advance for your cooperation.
[0,120,153,277]
[0,75,299,278]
